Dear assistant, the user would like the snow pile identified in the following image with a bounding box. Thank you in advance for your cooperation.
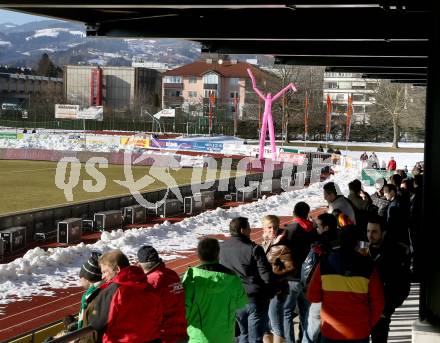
[0,167,359,310]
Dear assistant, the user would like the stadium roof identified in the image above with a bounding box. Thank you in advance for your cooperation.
[0,1,431,84]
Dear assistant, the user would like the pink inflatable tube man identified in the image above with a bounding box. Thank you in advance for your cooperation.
[247,68,297,160]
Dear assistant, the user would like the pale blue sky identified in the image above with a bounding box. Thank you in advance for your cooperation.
[0,9,48,24]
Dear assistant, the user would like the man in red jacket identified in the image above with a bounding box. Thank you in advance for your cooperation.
[387,157,397,172]
[307,226,384,342]
[90,250,163,343]
[137,245,188,343]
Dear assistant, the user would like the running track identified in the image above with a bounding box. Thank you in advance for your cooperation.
[0,209,325,341]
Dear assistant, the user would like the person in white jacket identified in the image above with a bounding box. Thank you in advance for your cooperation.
[323,182,356,224]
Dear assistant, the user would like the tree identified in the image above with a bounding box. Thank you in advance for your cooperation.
[372,81,426,148]
[36,53,62,78]
[272,65,324,142]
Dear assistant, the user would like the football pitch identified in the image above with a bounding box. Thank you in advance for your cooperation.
[0,160,238,215]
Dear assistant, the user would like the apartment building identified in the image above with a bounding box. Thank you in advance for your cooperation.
[323,72,378,124]
[162,58,278,120]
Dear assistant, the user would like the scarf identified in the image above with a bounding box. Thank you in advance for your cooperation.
[293,217,314,232]
[78,282,101,329]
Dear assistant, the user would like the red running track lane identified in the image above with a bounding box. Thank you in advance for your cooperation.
[0,210,326,341]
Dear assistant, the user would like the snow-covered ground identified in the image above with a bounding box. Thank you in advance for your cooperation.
[344,150,423,171]
[0,166,359,311]
[0,132,424,171]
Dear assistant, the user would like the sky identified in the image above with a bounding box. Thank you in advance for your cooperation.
[0,9,48,25]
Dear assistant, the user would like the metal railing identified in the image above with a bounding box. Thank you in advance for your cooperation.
[46,327,95,343]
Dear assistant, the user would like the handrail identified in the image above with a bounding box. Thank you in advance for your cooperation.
[47,326,95,343]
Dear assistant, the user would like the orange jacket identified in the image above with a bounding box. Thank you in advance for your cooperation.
[307,251,384,340]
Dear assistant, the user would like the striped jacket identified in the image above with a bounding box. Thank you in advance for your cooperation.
[307,249,384,340]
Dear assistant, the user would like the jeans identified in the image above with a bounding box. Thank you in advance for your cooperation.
[321,337,369,343]
[236,301,270,343]
[301,303,321,343]
[268,281,299,342]
[296,286,311,335]
[370,315,392,343]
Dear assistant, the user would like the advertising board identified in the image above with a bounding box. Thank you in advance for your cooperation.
[55,104,79,119]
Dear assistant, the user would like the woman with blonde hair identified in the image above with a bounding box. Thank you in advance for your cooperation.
[262,215,297,343]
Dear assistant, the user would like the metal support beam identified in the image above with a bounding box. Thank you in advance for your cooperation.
[200,40,428,57]
[390,79,428,83]
[275,56,427,67]
[411,2,440,338]
[419,4,440,328]
[326,67,428,74]
[362,74,427,80]
[0,0,431,8]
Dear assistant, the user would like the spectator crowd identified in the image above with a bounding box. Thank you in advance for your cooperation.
[47,167,422,343]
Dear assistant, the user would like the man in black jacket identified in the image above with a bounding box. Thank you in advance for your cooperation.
[220,217,275,343]
[367,216,411,343]
[383,184,410,246]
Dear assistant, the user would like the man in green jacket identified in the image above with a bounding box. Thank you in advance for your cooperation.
[183,237,248,343]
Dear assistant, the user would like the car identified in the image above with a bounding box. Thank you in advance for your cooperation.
[1,103,28,119]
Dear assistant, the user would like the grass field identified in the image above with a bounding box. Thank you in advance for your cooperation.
[0,160,238,215]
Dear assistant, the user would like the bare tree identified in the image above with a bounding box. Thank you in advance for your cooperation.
[372,81,426,148]
[273,65,324,142]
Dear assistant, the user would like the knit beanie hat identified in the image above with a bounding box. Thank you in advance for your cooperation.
[137,245,162,270]
[79,251,102,282]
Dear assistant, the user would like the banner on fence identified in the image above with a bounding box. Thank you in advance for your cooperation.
[87,135,119,146]
[149,139,223,153]
[0,132,19,139]
[55,104,80,119]
[222,143,255,156]
[55,104,103,120]
[153,109,175,119]
[279,147,300,153]
[77,106,104,121]
[120,136,150,149]
[277,152,307,165]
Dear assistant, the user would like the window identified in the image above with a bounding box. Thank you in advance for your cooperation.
[336,94,346,101]
[230,91,239,99]
[203,73,219,84]
[204,90,217,98]
[188,77,197,84]
[366,82,378,90]
[338,81,351,89]
[188,91,197,97]
[352,94,365,102]
[324,82,338,89]
[164,76,182,83]
[353,105,365,113]
[352,81,366,90]
[229,78,239,86]
[165,89,181,97]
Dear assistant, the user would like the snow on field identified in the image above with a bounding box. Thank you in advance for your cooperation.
[0,166,359,310]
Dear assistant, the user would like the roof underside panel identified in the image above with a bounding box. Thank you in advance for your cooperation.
[0,1,432,84]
